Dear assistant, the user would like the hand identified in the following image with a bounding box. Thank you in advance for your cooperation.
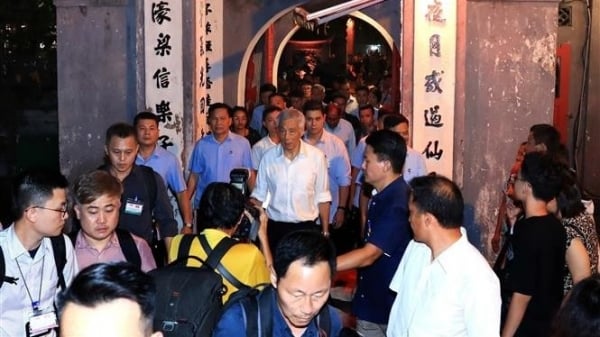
[505,199,521,226]
[333,208,345,229]
[254,204,268,237]
[181,226,193,235]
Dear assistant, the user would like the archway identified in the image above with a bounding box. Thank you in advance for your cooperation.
[237,7,399,108]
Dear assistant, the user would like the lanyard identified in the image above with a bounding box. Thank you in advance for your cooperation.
[15,254,45,312]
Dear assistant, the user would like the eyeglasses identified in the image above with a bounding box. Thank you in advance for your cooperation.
[29,206,68,217]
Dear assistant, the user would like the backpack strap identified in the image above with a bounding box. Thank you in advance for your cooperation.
[50,236,67,290]
[177,234,195,261]
[138,166,157,212]
[317,305,331,336]
[199,235,248,290]
[115,228,142,269]
[242,286,274,337]
[0,246,5,288]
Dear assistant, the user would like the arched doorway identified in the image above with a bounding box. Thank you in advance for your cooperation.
[237,6,400,112]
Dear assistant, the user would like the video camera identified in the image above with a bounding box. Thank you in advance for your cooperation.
[229,168,260,242]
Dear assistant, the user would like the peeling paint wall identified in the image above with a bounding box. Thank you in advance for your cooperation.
[56,1,137,180]
[464,1,559,261]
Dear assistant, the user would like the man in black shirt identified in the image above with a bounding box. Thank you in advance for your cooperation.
[501,152,566,337]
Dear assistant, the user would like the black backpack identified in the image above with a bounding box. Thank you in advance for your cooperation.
[236,286,332,337]
[68,228,142,269]
[150,234,250,337]
[1,235,66,289]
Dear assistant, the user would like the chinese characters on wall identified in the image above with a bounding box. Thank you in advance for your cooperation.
[145,0,183,152]
[144,0,184,224]
[413,0,457,177]
[194,0,223,141]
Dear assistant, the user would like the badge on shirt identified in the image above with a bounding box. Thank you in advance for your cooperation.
[124,198,144,216]
[26,308,58,337]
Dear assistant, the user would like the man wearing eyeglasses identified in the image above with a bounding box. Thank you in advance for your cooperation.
[0,169,79,337]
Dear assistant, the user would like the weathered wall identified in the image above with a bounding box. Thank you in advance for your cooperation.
[55,0,139,179]
[463,0,559,258]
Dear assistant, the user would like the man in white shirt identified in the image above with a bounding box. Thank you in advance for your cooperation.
[302,100,351,229]
[0,169,78,337]
[387,175,501,337]
[251,108,331,252]
[251,105,282,172]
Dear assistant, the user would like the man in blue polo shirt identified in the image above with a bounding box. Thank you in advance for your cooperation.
[187,103,253,229]
[337,129,412,337]
[134,112,193,233]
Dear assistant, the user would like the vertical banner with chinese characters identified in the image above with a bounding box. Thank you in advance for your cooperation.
[205,0,224,104]
[194,0,208,140]
[144,1,184,225]
[412,0,456,177]
[193,0,223,141]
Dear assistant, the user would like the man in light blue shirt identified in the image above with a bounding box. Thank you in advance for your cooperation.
[250,83,277,136]
[383,114,428,183]
[325,103,356,158]
[187,103,253,227]
[134,112,193,233]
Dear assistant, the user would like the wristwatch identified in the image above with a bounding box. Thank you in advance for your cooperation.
[322,231,330,238]
[185,223,193,228]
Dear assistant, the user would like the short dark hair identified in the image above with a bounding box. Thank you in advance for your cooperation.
[358,104,374,116]
[197,182,244,230]
[269,92,287,102]
[409,175,464,228]
[58,262,157,335]
[369,87,382,103]
[356,85,369,94]
[133,112,159,127]
[552,274,600,337]
[520,152,562,202]
[331,92,347,103]
[12,169,69,220]
[208,102,232,118]
[262,105,282,122]
[302,100,325,115]
[232,106,249,119]
[365,129,407,174]
[383,114,409,129]
[530,124,561,155]
[74,170,123,205]
[105,123,137,145]
[288,89,304,99]
[556,168,586,219]
[259,83,277,94]
[273,230,336,281]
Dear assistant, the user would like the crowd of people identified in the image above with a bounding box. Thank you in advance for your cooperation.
[0,77,599,337]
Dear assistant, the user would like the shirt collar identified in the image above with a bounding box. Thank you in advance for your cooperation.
[303,130,329,145]
[275,140,310,159]
[432,228,468,274]
[208,131,233,144]
[372,176,405,201]
[4,224,53,261]
[75,231,118,250]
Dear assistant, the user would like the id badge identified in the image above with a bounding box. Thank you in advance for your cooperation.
[26,309,58,337]
[124,198,144,216]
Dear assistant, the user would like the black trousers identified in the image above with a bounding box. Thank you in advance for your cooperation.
[267,219,317,253]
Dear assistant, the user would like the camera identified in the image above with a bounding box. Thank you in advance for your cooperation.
[229,168,260,242]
